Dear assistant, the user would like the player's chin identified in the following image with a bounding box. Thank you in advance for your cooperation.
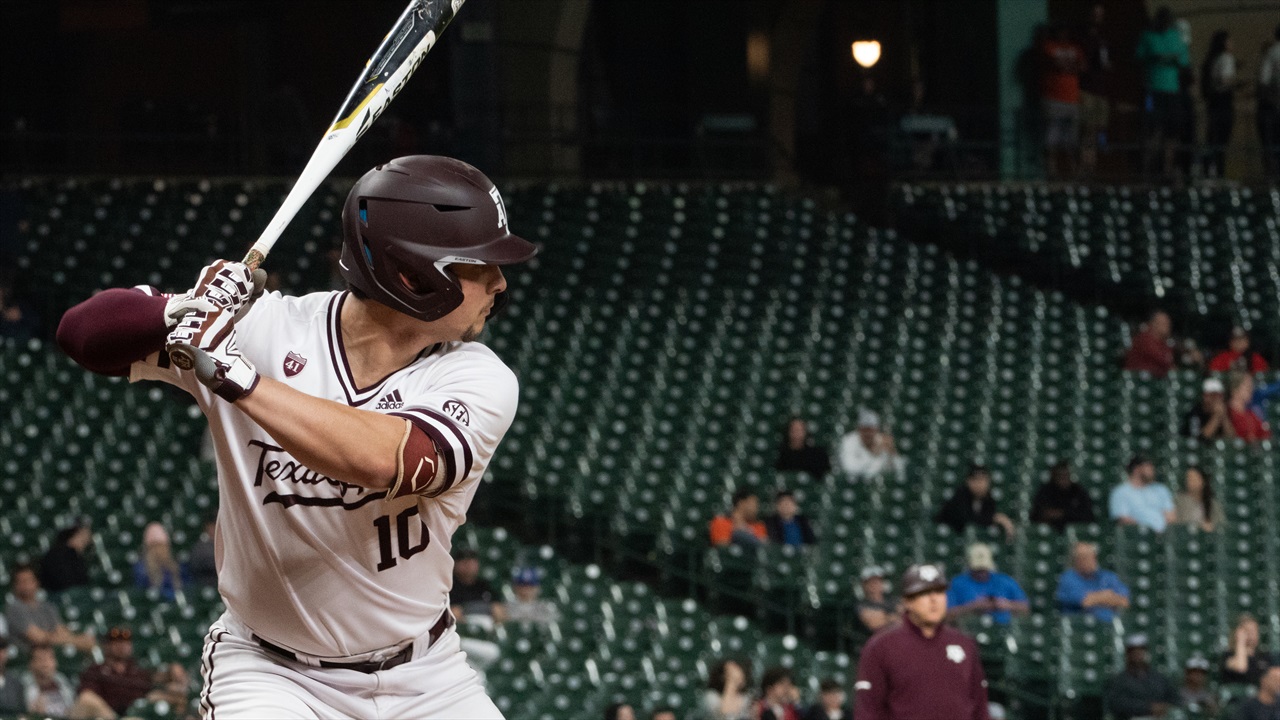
[461,320,485,343]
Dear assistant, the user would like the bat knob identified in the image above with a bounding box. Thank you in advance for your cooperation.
[169,346,197,371]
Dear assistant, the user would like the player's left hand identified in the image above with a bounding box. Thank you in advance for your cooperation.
[166,308,260,402]
[166,260,267,327]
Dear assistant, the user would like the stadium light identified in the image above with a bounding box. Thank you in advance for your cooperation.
[851,40,881,69]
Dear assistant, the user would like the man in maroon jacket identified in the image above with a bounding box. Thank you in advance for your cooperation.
[854,564,989,720]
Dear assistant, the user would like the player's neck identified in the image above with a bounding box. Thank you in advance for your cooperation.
[341,295,441,384]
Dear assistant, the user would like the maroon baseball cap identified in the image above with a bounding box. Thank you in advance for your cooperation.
[900,564,949,597]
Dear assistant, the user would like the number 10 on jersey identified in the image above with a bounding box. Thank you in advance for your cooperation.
[374,506,431,571]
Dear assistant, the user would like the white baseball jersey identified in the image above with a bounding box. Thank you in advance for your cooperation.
[132,289,518,659]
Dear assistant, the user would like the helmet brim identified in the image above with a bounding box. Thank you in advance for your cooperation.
[468,233,538,266]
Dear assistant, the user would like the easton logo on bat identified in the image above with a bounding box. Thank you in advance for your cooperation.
[353,41,434,138]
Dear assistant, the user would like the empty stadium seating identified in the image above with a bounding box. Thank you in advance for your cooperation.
[3,177,1279,718]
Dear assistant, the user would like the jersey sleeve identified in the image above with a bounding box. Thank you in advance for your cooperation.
[390,350,519,497]
[853,640,889,720]
[968,637,991,720]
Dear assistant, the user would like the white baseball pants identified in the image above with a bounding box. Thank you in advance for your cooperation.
[198,611,503,719]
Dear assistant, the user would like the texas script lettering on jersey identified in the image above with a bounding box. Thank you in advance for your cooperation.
[248,439,385,510]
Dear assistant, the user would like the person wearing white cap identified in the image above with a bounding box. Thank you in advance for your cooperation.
[132,522,184,601]
[1105,633,1179,720]
[837,409,906,480]
[946,544,1028,626]
[1181,376,1234,440]
[1179,656,1218,716]
[856,566,899,636]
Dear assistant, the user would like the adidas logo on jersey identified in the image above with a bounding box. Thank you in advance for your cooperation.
[374,390,405,410]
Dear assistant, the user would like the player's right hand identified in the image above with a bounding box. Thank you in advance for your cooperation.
[166,307,260,402]
[165,260,267,327]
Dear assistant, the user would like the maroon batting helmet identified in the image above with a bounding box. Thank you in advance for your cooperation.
[339,155,537,321]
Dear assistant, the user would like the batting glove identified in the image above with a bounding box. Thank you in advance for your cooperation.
[166,308,260,402]
[165,260,267,328]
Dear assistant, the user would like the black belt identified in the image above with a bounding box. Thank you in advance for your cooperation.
[255,612,454,673]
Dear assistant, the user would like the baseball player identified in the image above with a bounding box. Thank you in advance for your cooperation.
[853,564,989,720]
[57,155,536,719]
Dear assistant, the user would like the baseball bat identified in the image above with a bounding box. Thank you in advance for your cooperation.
[243,0,465,270]
[170,0,462,370]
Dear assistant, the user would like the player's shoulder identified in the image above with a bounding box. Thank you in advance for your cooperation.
[249,290,339,320]
[421,341,518,383]
[859,625,903,656]
[941,625,980,650]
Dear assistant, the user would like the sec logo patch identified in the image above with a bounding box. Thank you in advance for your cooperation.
[442,400,471,426]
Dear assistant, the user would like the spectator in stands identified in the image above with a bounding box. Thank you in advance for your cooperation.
[1201,31,1241,178]
[838,409,906,480]
[4,563,95,655]
[764,490,816,547]
[1182,377,1235,440]
[505,567,559,626]
[0,635,23,715]
[1039,23,1084,178]
[1259,25,1280,178]
[854,564,989,720]
[38,519,93,595]
[74,626,154,719]
[1109,454,1175,533]
[710,489,768,549]
[1173,466,1224,532]
[856,565,899,636]
[1123,310,1175,377]
[1029,461,1096,531]
[1078,3,1112,176]
[604,702,636,720]
[450,547,505,628]
[801,678,851,720]
[774,417,832,480]
[1222,613,1273,686]
[1236,666,1280,720]
[1179,656,1218,717]
[0,278,39,341]
[21,645,75,717]
[1056,541,1130,621]
[189,515,217,587]
[1227,372,1280,442]
[1136,7,1190,179]
[149,663,193,719]
[755,666,801,720]
[133,522,185,600]
[1210,327,1269,373]
[946,543,1029,626]
[448,547,503,674]
[648,708,677,720]
[1105,634,1179,720]
[934,464,1016,539]
[703,658,752,720]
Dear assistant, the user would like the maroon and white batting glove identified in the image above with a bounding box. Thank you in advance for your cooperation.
[165,260,267,328]
[166,308,260,402]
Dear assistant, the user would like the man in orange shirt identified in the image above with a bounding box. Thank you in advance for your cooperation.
[709,489,768,548]
[1041,23,1085,178]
